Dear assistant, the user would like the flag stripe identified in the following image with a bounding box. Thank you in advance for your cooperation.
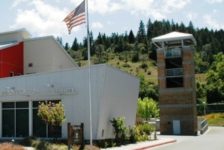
[64,13,85,24]
[63,0,85,34]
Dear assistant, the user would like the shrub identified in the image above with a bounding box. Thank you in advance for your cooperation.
[110,117,127,145]
[129,123,154,142]
[122,63,130,68]
[132,52,139,62]
[140,63,148,69]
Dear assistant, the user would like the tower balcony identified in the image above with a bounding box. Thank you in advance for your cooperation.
[165,47,182,58]
[166,68,184,77]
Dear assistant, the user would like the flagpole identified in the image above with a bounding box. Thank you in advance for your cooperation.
[85,0,93,146]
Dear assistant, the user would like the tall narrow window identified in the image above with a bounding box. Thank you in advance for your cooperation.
[2,102,29,137]
[32,100,62,138]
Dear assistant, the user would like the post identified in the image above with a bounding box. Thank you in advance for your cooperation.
[67,123,71,150]
[80,123,84,147]
[85,0,93,146]
[203,101,206,115]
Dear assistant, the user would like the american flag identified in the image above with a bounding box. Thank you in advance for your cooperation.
[63,0,86,34]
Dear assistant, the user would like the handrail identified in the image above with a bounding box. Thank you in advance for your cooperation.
[166,68,184,77]
[165,47,182,58]
[200,119,208,134]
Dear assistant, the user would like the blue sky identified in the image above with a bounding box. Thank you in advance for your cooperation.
[0,0,224,45]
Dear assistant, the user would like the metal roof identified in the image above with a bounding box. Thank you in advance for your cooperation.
[152,31,196,45]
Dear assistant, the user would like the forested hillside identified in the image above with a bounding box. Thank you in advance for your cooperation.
[60,19,224,104]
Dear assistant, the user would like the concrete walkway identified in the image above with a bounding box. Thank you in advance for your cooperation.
[152,126,224,150]
[101,138,176,150]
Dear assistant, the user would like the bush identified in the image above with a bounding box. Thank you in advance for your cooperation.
[140,63,148,69]
[129,123,154,142]
[110,117,154,146]
[132,52,139,62]
[110,117,127,145]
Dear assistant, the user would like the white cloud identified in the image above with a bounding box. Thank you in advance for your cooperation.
[11,0,78,36]
[163,0,191,13]
[70,0,122,14]
[122,0,191,19]
[203,15,224,29]
[70,0,191,19]
[187,12,198,21]
[206,0,224,3]
[12,0,30,8]
[92,22,104,29]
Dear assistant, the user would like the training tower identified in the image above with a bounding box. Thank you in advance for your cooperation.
[152,32,197,135]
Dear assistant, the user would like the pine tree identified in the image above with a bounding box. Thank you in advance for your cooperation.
[71,38,79,51]
[146,18,152,40]
[128,30,135,43]
[187,21,194,34]
[137,20,146,43]
[64,42,70,51]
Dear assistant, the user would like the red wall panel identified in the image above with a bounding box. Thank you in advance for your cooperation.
[0,42,24,78]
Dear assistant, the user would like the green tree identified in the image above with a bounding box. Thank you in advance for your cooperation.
[137,97,159,120]
[128,30,135,43]
[95,44,107,64]
[137,20,146,43]
[139,74,158,100]
[206,53,224,103]
[71,38,79,51]
[38,101,66,139]
[64,42,70,51]
[146,18,152,40]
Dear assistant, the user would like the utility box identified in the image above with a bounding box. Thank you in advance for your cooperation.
[152,32,198,135]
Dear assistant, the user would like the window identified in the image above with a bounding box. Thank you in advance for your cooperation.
[2,102,29,137]
[32,100,61,138]
[166,77,183,88]
[165,58,182,69]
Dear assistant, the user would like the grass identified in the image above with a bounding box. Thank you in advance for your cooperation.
[107,56,158,84]
[78,54,208,86]
[203,113,224,126]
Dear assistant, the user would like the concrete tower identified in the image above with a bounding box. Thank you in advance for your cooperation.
[152,32,197,135]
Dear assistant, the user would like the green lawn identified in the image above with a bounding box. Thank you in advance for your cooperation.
[203,113,224,126]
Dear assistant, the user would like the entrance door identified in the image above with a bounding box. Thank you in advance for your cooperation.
[173,120,181,135]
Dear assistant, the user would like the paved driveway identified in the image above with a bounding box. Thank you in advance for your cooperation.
[151,126,224,150]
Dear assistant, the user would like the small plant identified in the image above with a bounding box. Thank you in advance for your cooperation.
[110,117,127,145]
[129,123,154,142]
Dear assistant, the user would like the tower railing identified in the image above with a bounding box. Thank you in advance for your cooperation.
[165,47,182,58]
[166,68,184,77]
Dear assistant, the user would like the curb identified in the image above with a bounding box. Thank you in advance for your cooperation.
[133,139,176,150]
